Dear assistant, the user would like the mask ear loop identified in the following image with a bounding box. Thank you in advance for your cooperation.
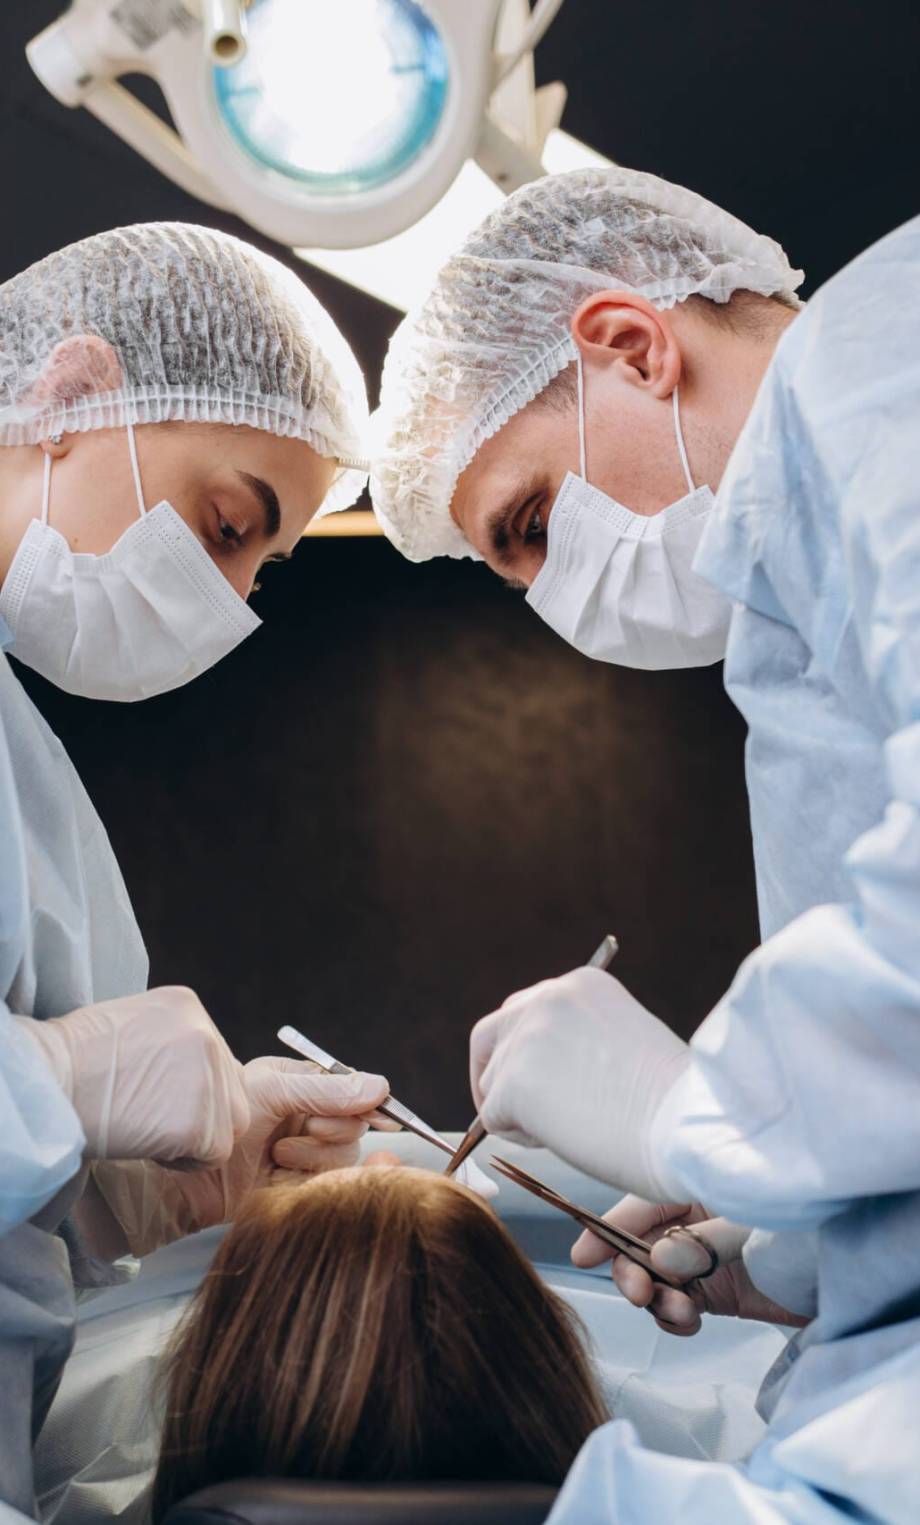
[41,429,146,528]
[125,423,147,518]
[576,351,588,481]
[672,386,696,494]
[40,449,52,525]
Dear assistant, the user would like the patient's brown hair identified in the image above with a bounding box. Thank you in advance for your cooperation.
[152,1166,607,1520]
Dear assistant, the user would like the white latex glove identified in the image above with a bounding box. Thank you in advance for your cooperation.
[14,987,249,1165]
[471,967,690,1201]
[91,1055,390,1256]
[571,1197,809,1336]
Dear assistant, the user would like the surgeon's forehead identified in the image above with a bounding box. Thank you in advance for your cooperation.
[451,457,535,528]
[450,404,549,522]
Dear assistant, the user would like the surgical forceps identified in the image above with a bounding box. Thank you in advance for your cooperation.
[277,1025,456,1158]
[444,933,620,1179]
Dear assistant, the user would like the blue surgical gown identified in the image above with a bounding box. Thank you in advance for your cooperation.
[0,625,83,1233]
[0,628,147,1231]
[0,622,147,1522]
[550,217,920,1523]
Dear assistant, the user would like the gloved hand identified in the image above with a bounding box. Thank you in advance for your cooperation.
[14,987,249,1164]
[471,967,690,1201]
[90,1055,390,1257]
[572,1197,810,1335]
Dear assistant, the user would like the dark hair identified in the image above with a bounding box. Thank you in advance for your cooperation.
[152,1166,607,1521]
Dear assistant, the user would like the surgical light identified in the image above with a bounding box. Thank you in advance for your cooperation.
[27,0,578,251]
[214,0,449,199]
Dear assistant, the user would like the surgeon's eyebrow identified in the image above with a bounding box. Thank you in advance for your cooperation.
[237,471,282,541]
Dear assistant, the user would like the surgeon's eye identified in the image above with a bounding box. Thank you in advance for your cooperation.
[217,513,243,547]
[208,507,249,561]
[522,505,545,543]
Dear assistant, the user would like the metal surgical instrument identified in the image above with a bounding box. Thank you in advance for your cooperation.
[489,1155,688,1289]
[277,1025,456,1158]
[444,933,620,1178]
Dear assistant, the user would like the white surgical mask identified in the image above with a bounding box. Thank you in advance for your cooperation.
[526,359,731,669]
[0,425,260,701]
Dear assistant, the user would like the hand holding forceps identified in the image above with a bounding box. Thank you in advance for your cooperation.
[277,1025,457,1157]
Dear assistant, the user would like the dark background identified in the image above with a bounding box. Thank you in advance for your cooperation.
[2,2,918,1122]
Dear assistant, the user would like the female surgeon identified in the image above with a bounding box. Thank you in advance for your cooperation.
[0,222,391,1523]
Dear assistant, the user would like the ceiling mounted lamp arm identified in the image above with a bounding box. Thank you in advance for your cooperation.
[83,81,232,212]
[27,4,232,214]
[202,0,249,67]
[491,0,566,87]
[476,0,567,194]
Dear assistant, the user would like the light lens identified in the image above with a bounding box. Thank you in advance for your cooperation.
[213,0,449,196]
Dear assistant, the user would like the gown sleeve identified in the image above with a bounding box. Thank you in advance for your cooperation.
[656,225,920,1229]
[0,660,84,1236]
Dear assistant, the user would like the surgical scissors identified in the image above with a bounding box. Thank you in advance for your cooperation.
[489,1156,687,1290]
[277,1025,456,1158]
[444,933,619,1179]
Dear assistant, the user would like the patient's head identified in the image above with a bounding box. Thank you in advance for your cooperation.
[152,1166,606,1519]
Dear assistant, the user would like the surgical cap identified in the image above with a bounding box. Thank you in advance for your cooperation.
[372,166,805,560]
[0,222,369,514]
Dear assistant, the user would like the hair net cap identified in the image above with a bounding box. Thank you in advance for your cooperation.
[371,166,805,561]
[0,223,369,514]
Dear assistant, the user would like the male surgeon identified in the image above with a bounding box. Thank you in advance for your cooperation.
[0,223,390,1523]
[371,168,920,1521]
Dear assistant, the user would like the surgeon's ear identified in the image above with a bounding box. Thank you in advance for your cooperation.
[30,335,124,407]
[570,291,680,400]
